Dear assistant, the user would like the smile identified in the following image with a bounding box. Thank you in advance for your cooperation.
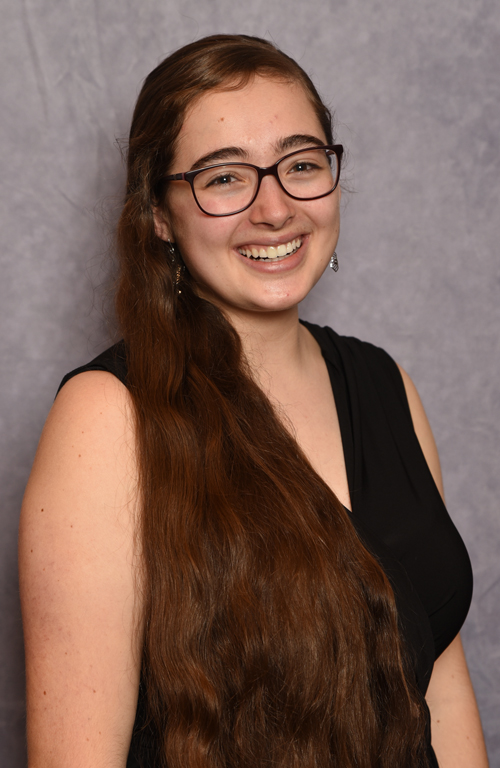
[238,238,302,261]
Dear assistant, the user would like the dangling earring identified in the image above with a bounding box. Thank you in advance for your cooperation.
[167,239,176,262]
[167,239,185,294]
[175,264,184,294]
[329,251,339,272]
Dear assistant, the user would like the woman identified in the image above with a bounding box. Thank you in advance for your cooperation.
[19,35,488,767]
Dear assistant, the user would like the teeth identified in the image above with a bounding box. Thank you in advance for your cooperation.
[239,238,302,260]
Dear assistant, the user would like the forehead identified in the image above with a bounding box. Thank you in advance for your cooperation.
[174,77,325,166]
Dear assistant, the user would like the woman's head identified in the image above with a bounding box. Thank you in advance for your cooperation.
[155,76,342,318]
[123,35,340,318]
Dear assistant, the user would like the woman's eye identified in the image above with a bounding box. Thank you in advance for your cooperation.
[290,161,318,173]
[205,173,239,188]
[211,174,234,185]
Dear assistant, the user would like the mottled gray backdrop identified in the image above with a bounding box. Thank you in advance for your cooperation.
[2,0,499,763]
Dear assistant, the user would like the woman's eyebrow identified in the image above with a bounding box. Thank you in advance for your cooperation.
[190,147,249,171]
[275,134,326,153]
[189,135,326,172]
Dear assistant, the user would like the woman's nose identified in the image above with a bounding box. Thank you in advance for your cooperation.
[248,175,295,228]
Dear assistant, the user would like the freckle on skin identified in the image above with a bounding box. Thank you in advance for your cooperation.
[78,454,81,457]
[43,691,46,695]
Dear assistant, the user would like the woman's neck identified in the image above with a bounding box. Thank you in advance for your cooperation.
[224,305,320,399]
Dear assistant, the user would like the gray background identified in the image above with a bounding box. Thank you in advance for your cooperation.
[2,0,499,763]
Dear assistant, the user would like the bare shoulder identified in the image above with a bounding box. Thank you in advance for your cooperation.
[19,371,142,766]
[49,368,135,455]
[22,369,139,538]
[397,364,445,501]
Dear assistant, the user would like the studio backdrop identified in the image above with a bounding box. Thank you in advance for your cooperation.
[2,0,499,763]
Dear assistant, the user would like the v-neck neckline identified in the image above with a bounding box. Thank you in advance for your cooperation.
[300,321,357,514]
[322,353,356,515]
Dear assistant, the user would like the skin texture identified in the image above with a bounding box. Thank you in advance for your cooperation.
[19,77,489,766]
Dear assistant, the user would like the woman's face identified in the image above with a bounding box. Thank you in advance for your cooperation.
[154,76,341,321]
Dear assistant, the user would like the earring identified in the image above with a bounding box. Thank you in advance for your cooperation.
[329,252,339,272]
[175,264,185,294]
[167,239,176,262]
[167,239,185,295]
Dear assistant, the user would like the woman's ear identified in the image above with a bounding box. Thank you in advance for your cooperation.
[152,206,171,242]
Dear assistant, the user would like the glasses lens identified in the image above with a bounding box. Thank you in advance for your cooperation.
[278,148,338,200]
[193,165,258,215]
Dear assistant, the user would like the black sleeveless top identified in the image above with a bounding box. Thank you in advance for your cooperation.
[59,322,473,767]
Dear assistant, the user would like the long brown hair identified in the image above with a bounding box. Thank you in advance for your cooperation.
[116,34,428,767]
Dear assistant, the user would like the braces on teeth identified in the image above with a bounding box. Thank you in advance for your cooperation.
[238,239,302,260]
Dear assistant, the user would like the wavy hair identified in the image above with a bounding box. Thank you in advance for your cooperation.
[115,34,428,767]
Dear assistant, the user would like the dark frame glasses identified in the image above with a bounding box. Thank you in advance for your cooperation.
[160,144,344,217]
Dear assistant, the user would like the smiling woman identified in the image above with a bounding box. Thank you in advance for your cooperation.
[152,78,341,316]
[19,34,488,768]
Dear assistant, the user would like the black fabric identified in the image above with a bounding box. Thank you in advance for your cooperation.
[59,323,473,767]
[301,322,473,661]
[58,340,128,392]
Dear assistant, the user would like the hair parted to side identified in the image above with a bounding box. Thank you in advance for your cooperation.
[116,34,429,768]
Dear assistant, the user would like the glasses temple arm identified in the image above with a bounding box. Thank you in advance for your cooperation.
[163,172,185,181]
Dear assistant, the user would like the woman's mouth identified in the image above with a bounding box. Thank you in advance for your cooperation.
[237,238,302,261]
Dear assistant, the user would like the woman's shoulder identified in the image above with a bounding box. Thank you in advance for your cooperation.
[58,340,128,393]
[38,342,138,530]
[300,320,404,392]
[54,341,133,454]
[41,361,137,506]
[302,320,445,500]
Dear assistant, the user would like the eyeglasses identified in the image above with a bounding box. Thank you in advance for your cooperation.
[160,144,343,217]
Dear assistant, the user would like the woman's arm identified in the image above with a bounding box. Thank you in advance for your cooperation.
[398,365,489,767]
[19,371,142,768]
[426,634,489,768]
